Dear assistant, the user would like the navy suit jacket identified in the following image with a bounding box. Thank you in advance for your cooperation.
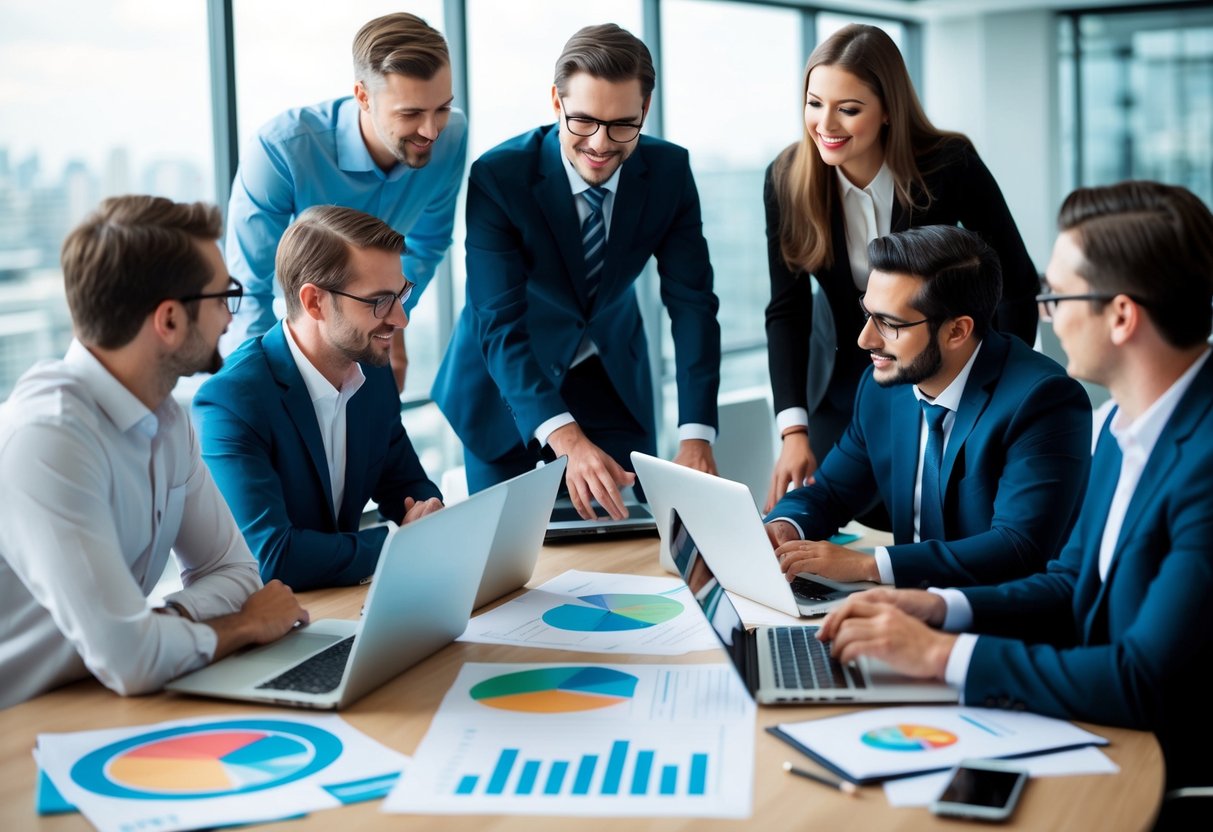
[194,322,440,590]
[766,333,1092,587]
[432,124,721,462]
[960,354,1213,789]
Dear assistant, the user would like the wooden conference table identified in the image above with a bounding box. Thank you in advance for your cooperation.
[0,532,1163,831]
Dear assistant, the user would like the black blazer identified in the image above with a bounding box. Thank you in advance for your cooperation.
[764,139,1039,418]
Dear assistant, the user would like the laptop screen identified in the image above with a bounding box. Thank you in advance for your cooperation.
[669,508,750,682]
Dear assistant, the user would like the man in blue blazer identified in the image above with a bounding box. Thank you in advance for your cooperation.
[195,206,442,592]
[818,181,1213,801]
[431,24,721,520]
[766,226,1091,588]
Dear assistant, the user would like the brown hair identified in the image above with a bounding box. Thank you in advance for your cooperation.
[1058,181,1213,348]
[353,13,448,84]
[277,205,405,319]
[774,24,966,274]
[554,24,655,100]
[60,195,222,349]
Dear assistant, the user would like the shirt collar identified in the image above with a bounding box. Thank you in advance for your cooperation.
[335,97,416,183]
[63,340,159,438]
[560,144,622,198]
[836,161,893,200]
[912,340,983,413]
[283,320,366,404]
[1110,348,1211,455]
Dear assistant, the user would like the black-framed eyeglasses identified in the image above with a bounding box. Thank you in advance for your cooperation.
[180,277,243,315]
[559,98,643,143]
[328,279,415,319]
[858,296,932,340]
[1035,282,1149,322]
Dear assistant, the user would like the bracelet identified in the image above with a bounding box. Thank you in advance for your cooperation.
[780,426,808,440]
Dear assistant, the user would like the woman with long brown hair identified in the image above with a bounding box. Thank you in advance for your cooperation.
[763,24,1038,513]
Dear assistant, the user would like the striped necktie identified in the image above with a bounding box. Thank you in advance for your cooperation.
[918,400,949,542]
[581,186,608,298]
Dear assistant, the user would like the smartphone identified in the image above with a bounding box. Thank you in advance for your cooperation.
[930,759,1029,822]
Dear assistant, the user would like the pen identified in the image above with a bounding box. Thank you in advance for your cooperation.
[782,761,859,797]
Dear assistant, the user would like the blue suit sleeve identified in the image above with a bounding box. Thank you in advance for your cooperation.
[402,111,468,311]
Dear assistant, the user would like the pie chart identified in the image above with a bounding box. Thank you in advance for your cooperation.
[542,593,683,632]
[70,720,343,800]
[470,666,639,713]
[861,724,958,752]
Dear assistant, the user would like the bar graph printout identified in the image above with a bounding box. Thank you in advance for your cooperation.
[383,663,755,817]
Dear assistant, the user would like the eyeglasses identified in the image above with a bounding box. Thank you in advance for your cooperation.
[858,296,932,340]
[559,98,643,143]
[328,279,415,319]
[180,278,243,315]
[1035,282,1149,322]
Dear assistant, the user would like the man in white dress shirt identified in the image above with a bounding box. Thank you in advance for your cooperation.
[0,195,307,709]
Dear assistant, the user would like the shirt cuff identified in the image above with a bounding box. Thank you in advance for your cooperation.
[944,633,979,693]
[874,546,895,584]
[678,423,717,444]
[928,587,975,632]
[776,407,809,433]
[768,518,805,539]
[535,412,576,448]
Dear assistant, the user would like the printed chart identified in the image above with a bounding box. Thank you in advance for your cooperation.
[860,724,958,753]
[470,666,638,713]
[542,594,683,632]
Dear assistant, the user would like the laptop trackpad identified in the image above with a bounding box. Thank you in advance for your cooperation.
[864,657,941,687]
[237,631,343,667]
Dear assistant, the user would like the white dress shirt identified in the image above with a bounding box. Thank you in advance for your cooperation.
[282,321,366,516]
[775,163,893,431]
[534,150,714,448]
[934,349,1212,691]
[0,341,262,708]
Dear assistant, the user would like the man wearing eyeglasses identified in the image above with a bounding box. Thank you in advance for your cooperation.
[195,206,442,592]
[764,225,1092,589]
[0,196,308,708]
[432,24,721,519]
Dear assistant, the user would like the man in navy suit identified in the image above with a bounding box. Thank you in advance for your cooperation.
[766,226,1091,588]
[431,24,721,520]
[195,206,442,592]
[818,182,1213,801]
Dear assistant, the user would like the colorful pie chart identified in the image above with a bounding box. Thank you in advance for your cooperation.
[861,724,959,752]
[541,593,683,632]
[470,666,639,713]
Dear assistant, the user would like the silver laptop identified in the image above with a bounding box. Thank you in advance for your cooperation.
[671,508,957,705]
[544,485,656,540]
[631,452,873,616]
[166,488,507,709]
[472,457,566,609]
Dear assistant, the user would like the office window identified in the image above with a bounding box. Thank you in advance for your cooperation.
[0,0,214,400]
[816,12,905,51]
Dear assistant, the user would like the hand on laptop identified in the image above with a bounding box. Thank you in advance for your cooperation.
[206,579,310,662]
[774,539,880,583]
[547,424,635,520]
[819,588,948,634]
[816,594,956,679]
[402,496,443,524]
[672,439,717,475]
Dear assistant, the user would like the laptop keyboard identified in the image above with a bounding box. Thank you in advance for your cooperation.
[790,575,842,603]
[768,626,866,690]
[255,636,355,694]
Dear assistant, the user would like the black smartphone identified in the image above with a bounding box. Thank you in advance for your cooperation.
[930,759,1029,821]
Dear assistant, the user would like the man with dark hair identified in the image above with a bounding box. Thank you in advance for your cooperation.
[817,182,1213,809]
[196,206,442,592]
[432,24,722,518]
[223,12,467,391]
[0,195,307,709]
[765,225,1091,588]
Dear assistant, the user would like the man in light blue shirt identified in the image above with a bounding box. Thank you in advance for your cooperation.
[223,13,467,390]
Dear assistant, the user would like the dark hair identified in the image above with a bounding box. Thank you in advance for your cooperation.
[60,195,222,349]
[1058,181,1213,348]
[553,24,655,100]
[868,225,1003,338]
[277,205,405,319]
[353,13,448,83]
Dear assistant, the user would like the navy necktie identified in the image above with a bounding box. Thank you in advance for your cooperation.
[581,186,608,299]
[918,400,949,542]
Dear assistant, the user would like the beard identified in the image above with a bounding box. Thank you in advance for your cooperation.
[330,316,393,368]
[872,333,942,388]
[393,136,433,169]
[168,325,223,379]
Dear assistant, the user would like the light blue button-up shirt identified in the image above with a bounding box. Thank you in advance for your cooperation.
[222,96,468,351]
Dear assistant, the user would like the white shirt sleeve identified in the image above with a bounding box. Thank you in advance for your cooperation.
[928,587,975,632]
[535,412,577,448]
[874,546,895,584]
[775,407,810,433]
[944,633,979,694]
[677,423,717,444]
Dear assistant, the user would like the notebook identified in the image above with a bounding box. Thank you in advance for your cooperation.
[166,487,507,709]
[632,451,873,616]
[671,507,957,705]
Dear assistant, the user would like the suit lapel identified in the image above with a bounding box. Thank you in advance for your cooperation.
[598,149,647,312]
[264,323,337,524]
[534,126,591,309]
[890,384,920,543]
[940,335,1007,488]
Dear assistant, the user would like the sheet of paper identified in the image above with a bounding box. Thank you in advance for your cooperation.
[775,706,1107,782]
[458,569,722,655]
[36,714,408,832]
[883,746,1120,807]
[384,662,755,817]
[726,591,810,627]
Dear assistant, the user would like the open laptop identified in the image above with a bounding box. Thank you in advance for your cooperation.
[167,487,507,710]
[544,485,657,541]
[671,507,957,705]
[472,457,567,609]
[632,452,873,616]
